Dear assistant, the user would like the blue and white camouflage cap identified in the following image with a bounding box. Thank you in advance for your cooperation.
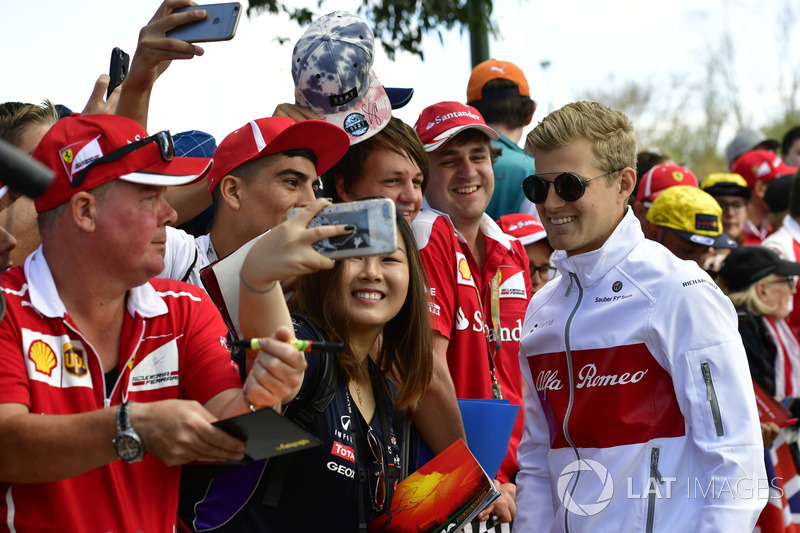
[292,11,392,145]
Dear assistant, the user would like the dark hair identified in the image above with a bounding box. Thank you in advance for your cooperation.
[290,215,433,410]
[782,126,800,158]
[469,78,535,130]
[787,170,800,219]
[320,117,429,202]
[443,128,501,163]
[211,148,318,213]
[632,148,672,200]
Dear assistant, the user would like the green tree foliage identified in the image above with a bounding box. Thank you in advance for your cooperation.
[246,0,495,60]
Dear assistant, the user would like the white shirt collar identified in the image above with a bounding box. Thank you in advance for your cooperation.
[24,246,168,319]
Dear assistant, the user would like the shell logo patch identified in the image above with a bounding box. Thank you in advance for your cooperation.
[29,340,57,376]
[456,252,475,287]
[63,342,88,378]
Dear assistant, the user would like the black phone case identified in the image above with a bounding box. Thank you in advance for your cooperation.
[107,47,130,99]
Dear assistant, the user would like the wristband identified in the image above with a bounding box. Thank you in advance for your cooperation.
[239,272,277,294]
[242,382,257,412]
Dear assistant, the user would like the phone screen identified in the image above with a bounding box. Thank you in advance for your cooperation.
[166,2,242,43]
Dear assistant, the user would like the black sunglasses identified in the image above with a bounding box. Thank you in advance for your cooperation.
[522,168,624,204]
[71,130,174,188]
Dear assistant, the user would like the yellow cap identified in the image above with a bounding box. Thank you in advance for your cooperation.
[646,185,738,248]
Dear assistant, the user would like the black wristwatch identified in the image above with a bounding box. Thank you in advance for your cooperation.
[113,401,144,463]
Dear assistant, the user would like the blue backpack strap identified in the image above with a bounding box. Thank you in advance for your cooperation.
[261,314,338,507]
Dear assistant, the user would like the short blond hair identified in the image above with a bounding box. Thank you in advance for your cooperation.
[525,101,636,181]
[725,274,778,316]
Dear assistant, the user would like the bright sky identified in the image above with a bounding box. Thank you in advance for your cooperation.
[3,0,797,149]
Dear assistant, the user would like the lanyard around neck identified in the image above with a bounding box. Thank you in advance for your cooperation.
[345,362,395,531]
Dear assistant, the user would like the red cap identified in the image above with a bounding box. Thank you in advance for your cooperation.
[207,117,350,193]
[497,213,547,246]
[32,114,211,213]
[730,149,797,188]
[467,59,530,103]
[636,164,698,204]
[413,101,498,152]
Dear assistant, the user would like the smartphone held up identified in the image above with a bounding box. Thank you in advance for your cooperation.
[288,199,398,259]
[107,48,130,99]
[167,2,242,43]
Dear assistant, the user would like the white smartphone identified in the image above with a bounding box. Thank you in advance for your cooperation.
[166,2,242,43]
[288,198,398,259]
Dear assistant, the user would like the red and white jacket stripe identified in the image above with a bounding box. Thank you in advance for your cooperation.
[516,210,766,532]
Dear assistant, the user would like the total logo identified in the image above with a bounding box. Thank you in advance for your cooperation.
[454,308,522,341]
[557,459,614,516]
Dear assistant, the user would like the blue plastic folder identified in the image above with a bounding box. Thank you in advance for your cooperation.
[412,398,519,480]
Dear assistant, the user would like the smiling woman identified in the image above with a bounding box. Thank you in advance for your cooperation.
[193,211,434,532]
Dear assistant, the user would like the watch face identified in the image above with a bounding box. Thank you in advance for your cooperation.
[114,432,143,462]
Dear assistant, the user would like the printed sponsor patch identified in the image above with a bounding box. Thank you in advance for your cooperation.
[128,340,179,392]
[59,135,103,183]
[456,252,475,287]
[694,213,719,232]
[498,266,527,299]
[63,342,88,378]
[331,441,355,463]
[22,329,92,389]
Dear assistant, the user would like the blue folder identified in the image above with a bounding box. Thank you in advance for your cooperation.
[411,398,519,480]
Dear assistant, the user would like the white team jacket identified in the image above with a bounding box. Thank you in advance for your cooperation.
[516,210,766,532]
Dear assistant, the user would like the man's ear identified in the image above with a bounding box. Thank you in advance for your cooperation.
[756,281,768,298]
[335,175,354,202]
[618,167,637,200]
[219,175,243,210]
[70,192,98,233]
[524,103,536,126]
[753,180,768,200]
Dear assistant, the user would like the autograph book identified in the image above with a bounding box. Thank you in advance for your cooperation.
[368,439,500,533]
[212,407,321,465]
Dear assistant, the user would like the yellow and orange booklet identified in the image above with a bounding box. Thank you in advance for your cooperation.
[368,438,500,533]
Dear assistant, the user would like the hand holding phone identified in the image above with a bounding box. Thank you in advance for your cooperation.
[107,48,130,99]
[288,198,398,259]
[166,2,242,43]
